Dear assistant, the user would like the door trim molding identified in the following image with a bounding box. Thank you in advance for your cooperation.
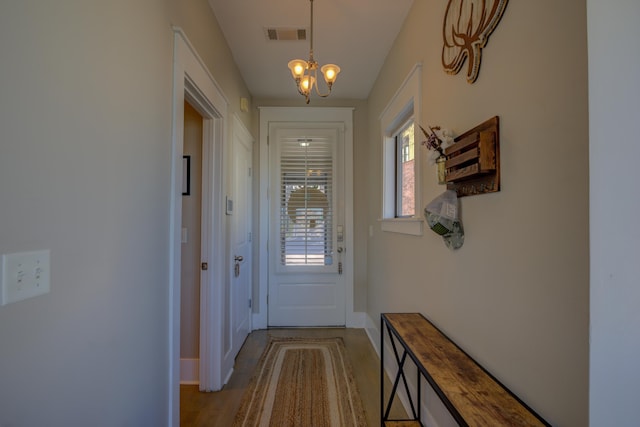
[256,107,355,329]
[170,27,229,426]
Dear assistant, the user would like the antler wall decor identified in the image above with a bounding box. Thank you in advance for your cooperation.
[442,0,509,83]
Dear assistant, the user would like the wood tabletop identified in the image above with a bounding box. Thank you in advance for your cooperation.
[382,313,549,427]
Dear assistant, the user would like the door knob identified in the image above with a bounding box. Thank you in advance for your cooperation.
[234,255,244,262]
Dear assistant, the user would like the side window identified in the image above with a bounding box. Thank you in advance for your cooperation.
[395,120,415,217]
[380,64,422,235]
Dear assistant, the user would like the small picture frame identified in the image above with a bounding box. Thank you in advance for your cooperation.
[182,155,191,196]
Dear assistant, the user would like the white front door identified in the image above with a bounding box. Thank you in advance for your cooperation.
[229,116,253,360]
[268,125,346,326]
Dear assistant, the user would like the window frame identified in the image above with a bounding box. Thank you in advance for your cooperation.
[379,63,423,235]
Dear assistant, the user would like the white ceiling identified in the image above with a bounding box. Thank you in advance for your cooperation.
[207,0,414,100]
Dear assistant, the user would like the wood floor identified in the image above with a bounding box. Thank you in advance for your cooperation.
[180,328,406,426]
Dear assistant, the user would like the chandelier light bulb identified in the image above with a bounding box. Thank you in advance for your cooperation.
[288,60,307,79]
[321,64,340,84]
[299,75,316,94]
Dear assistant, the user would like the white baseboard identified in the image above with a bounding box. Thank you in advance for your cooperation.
[224,367,234,385]
[365,313,381,355]
[252,310,367,329]
[180,358,199,385]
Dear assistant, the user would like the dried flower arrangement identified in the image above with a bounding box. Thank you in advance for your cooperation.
[419,125,454,165]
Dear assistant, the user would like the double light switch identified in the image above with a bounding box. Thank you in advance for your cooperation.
[1,250,50,306]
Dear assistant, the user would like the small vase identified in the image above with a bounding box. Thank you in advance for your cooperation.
[436,155,447,185]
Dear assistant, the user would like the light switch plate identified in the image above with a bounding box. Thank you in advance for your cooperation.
[1,250,50,306]
[226,197,233,215]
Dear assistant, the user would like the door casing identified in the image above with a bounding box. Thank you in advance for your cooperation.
[169,28,230,426]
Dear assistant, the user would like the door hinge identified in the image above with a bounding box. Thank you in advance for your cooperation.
[249,167,252,177]
[249,299,252,308]
[201,262,208,271]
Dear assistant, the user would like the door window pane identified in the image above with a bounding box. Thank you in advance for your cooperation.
[279,138,334,266]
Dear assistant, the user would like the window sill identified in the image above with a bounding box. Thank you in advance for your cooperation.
[379,217,424,236]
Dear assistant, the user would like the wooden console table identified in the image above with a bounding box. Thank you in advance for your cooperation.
[380,313,550,426]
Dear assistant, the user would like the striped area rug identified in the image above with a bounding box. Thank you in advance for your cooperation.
[232,337,368,427]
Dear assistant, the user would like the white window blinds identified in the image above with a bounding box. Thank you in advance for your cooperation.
[279,135,334,267]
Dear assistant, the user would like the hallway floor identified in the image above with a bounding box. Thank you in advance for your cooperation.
[180,327,405,426]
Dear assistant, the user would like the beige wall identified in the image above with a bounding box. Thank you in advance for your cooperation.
[181,101,203,359]
[588,0,640,425]
[0,1,253,425]
[366,1,589,426]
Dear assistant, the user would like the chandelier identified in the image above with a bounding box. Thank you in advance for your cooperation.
[287,0,340,103]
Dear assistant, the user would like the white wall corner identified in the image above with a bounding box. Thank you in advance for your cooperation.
[180,359,199,385]
[252,312,268,330]
[347,311,367,328]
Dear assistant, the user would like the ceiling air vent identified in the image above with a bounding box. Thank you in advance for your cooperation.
[264,27,307,41]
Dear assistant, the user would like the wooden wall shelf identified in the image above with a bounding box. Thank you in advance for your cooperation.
[445,116,500,197]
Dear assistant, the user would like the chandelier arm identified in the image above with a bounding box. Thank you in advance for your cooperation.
[314,87,332,97]
[312,66,333,97]
[313,83,332,97]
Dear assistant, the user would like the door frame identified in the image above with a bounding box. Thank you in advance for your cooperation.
[256,106,357,329]
[169,28,229,426]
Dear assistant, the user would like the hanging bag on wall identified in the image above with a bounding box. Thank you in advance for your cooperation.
[424,190,464,250]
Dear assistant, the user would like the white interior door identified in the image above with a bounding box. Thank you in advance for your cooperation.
[229,116,253,360]
[268,125,346,326]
